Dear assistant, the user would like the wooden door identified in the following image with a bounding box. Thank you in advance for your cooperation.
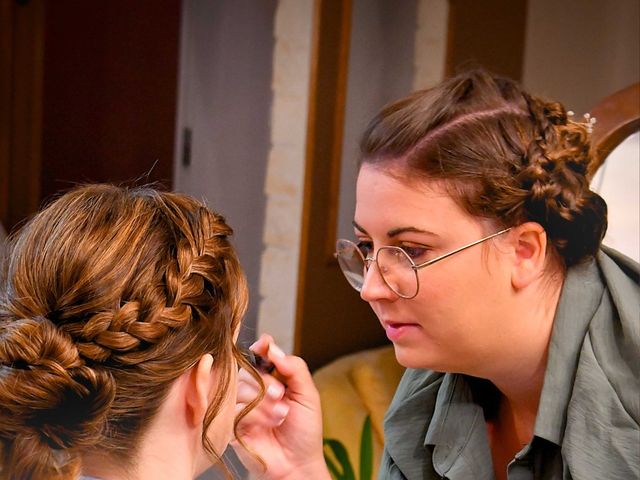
[0,0,180,234]
[0,0,45,233]
[294,0,385,372]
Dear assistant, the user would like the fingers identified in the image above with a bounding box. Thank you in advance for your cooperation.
[237,366,289,427]
[248,333,274,356]
[249,335,318,404]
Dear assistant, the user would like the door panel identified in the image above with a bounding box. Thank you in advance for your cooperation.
[295,0,386,372]
[0,0,180,234]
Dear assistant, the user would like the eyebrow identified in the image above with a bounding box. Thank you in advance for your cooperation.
[352,221,437,239]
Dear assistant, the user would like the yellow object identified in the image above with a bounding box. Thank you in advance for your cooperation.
[313,345,405,477]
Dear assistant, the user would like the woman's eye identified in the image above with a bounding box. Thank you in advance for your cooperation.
[401,246,428,261]
[356,240,373,256]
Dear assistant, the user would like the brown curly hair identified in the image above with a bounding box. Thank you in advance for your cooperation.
[0,185,258,479]
[360,69,607,268]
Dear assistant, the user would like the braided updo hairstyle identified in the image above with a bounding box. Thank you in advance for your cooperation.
[0,185,251,479]
[360,69,607,268]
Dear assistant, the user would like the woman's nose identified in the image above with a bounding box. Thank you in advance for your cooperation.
[360,260,397,303]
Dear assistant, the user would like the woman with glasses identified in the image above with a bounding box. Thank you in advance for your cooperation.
[330,69,640,479]
[246,69,638,480]
[337,71,640,479]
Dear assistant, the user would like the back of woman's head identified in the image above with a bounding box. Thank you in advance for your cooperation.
[360,68,607,268]
[0,184,249,479]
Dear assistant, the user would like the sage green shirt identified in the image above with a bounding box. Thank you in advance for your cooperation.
[380,249,640,479]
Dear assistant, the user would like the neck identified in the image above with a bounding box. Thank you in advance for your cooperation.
[82,436,196,480]
[82,408,202,480]
[484,272,564,430]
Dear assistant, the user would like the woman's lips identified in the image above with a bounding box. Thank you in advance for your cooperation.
[383,321,420,342]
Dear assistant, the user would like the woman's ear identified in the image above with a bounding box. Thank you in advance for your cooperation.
[185,354,215,427]
[509,222,548,290]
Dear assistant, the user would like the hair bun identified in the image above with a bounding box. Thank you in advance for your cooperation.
[0,317,116,451]
[519,95,608,266]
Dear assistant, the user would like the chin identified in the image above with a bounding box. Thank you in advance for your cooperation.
[392,345,451,372]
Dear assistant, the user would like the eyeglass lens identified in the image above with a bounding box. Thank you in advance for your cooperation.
[335,240,418,298]
[335,239,366,291]
[377,247,418,298]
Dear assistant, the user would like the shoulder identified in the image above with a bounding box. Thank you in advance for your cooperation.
[592,248,640,419]
[597,247,640,315]
[561,249,640,477]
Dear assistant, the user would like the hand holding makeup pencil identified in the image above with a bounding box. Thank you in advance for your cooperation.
[233,334,330,480]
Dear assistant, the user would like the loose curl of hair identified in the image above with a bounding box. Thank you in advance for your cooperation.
[360,69,607,268]
[0,184,261,480]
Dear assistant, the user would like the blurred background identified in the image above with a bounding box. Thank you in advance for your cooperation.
[1,1,638,477]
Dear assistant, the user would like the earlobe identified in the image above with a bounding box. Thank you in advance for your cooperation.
[186,354,215,427]
[510,222,547,290]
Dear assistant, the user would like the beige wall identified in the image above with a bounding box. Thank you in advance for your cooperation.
[257,0,313,353]
[337,0,418,241]
[174,1,277,349]
[523,0,639,113]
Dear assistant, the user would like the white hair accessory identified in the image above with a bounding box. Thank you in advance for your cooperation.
[567,110,597,133]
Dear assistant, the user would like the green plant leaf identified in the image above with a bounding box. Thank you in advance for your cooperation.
[359,415,373,480]
[324,448,343,480]
[323,438,356,480]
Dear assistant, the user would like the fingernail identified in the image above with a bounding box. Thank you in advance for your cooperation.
[269,343,285,358]
[249,340,260,351]
[266,383,283,400]
[272,402,289,418]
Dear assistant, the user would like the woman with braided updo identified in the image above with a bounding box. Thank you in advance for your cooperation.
[327,69,640,479]
[0,185,326,480]
[209,69,639,480]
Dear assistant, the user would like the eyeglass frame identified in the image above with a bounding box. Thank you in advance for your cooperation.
[335,227,512,299]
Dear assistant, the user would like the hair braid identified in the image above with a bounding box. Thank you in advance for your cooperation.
[361,68,608,268]
[0,184,250,479]
[56,218,235,367]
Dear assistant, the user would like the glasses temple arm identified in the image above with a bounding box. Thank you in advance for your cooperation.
[413,227,512,270]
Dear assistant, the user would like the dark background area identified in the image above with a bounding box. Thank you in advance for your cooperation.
[1,0,180,233]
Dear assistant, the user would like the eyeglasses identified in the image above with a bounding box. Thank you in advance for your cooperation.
[335,228,511,299]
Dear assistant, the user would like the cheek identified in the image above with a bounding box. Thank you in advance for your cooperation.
[424,262,508,332]
[413,266,490,328]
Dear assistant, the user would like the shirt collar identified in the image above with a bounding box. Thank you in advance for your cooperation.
[424,374,495,479]
[383,369,445,479]
[421,258,605,471]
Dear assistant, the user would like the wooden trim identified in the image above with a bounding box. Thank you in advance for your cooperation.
[295,0,387,371]
[7,0,44,232]
[588,82,640,177]
[295,0,353,365]
[300,0,353,265]
[323,2,352,260]
[445,0,528,81]
[0,0,13,229]
[296,0,353,355]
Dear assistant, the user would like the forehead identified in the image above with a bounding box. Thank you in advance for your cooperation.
[354,165,474,235]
